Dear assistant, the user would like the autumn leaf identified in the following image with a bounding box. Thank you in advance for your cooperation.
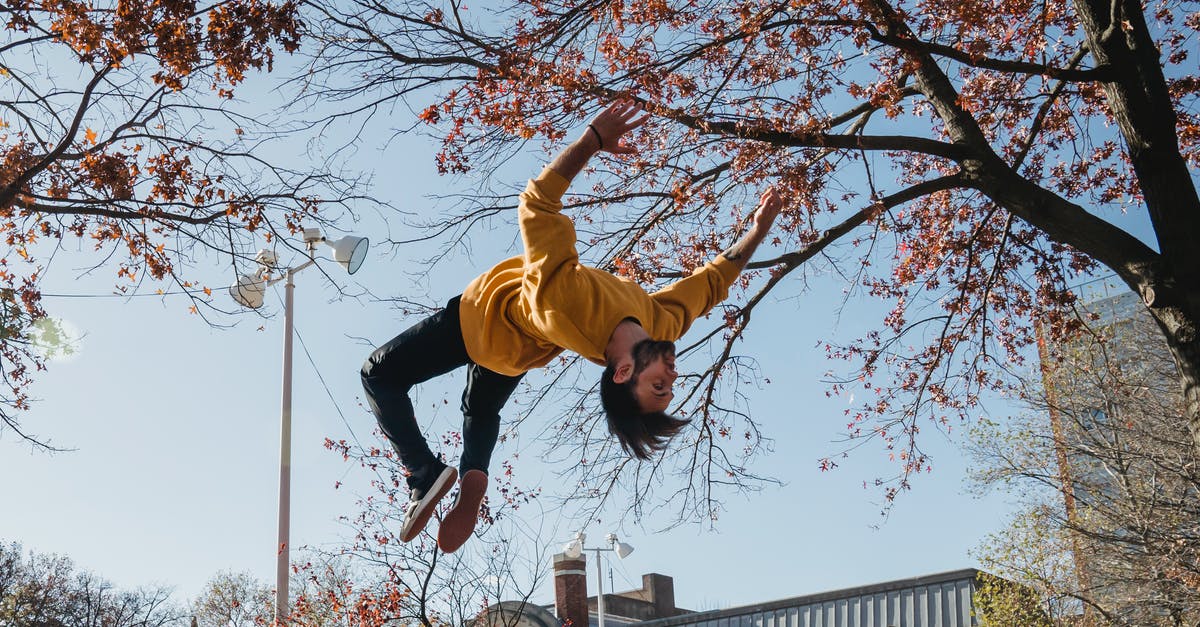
[84,128,97,144]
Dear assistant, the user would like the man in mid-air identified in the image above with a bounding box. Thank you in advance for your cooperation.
[361,99,783,553]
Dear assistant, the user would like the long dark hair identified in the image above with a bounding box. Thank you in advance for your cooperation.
[600,339,690,460]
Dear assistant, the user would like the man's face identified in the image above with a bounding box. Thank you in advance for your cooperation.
[631,340,678,413]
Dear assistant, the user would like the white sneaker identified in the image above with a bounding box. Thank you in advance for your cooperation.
[398,465,457,542]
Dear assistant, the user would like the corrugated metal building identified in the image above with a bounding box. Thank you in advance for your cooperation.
[545,553,982,627]
[634,570,980,627]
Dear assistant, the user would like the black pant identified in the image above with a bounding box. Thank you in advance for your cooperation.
[360,296,524,491]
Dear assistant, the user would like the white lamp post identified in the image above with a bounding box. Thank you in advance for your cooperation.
[230,228,368,625]
[562,532,634,627]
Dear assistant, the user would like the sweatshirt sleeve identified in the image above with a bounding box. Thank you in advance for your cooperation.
[648,254,742,338]
[519,167,578,280]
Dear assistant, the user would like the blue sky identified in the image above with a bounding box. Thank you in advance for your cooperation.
[1,136,1019,613]
[0,52,1158,614]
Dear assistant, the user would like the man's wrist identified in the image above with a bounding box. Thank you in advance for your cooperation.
[579,128,602,153]
[586,124,605,150]
[547,133,600,182]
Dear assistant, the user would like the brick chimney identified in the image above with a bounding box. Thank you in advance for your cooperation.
[554,552,588,627]
[643,573,677,618]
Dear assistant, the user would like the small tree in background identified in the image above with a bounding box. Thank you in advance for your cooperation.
[969,296,1200,625]
[184,430,549,624]
[971,508,1080,624]
[191,570,274,627]
[186,429,548,627]
[973,570,1056,627]
[0,540,185,627]
[312,432,547,627]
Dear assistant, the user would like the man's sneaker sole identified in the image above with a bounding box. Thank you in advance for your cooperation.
[398,466,457,543]
[437,469,487,553]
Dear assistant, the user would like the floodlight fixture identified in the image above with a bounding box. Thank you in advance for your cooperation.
[326,235,369,275]
[614,541,633,559]
[229,270,267,309]
[562,532,584,559]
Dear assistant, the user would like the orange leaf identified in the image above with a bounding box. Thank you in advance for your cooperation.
[84,128,97,144]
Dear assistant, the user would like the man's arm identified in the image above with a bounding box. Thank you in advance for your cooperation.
[720,188,784,272]
[548,99,649,182]
[647,188,785,339]
[516,100,652,281]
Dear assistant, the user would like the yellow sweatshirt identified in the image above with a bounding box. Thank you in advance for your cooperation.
[458,167,741,377]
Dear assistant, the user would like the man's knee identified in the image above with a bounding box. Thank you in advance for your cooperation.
[360,347,392,395]
[462,368,521,417]
[362,336,401,380]
[360,351,379,385]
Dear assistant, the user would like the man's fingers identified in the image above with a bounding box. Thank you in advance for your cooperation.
[607,98,633,114]
[753,188,784,226]
[761,188,782,210]
[586,98,650,154]
[611,101,647,130]
[604,98,640,120]
[625,112,652,130]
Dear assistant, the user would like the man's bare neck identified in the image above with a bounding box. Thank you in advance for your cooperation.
[604,318,649,362]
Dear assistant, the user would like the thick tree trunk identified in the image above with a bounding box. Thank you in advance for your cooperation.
[1145,301,1200,456]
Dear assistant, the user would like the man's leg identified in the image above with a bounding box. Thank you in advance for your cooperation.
[437,364,523,553]
[360,296,469,541]
[459,364,524,475]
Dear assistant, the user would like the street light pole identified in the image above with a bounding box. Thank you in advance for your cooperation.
[274,265,297,625]
[273,254,318,625]
[594,546,607,627]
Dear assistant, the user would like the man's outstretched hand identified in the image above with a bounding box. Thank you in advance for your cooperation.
[547,98,651,181]
[586,99,651,155]
[750,188,783,236]
[719,187,786,271]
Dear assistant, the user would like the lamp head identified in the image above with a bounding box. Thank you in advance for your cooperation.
[614,541,634,559]
[254,249,279,268]
[606,533,633,559]
[562,532,584,559]
[229,272,266,309]
[326,235,369,275]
